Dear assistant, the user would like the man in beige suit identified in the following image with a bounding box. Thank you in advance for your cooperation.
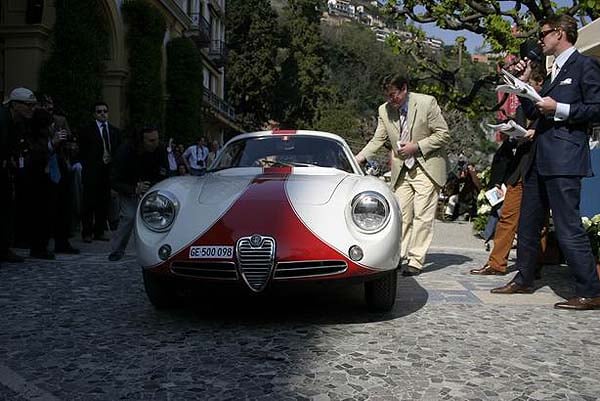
[356,75,450,275]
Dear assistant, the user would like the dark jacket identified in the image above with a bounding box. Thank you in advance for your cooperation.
[111,142,169,196]
[521,51,600,177]
[78,120,121,181]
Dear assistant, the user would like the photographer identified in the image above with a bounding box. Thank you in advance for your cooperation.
[108,127,168,261]
[41,95,80,254]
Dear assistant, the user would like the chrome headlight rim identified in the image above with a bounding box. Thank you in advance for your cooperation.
[139,190,179,233]
[351,191,391,234]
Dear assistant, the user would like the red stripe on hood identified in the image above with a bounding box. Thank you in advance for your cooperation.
[158,171,371,278]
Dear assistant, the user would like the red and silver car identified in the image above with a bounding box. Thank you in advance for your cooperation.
[135,130,402,311]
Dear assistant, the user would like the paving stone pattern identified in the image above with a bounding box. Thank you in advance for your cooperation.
[1,228,599,400]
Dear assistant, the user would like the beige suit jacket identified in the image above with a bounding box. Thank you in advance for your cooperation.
[357,92,450,187]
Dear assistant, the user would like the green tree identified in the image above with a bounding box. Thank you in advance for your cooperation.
[225,0,280,130]
[165,37,203,146]
[39,0,109,130]
[276,0,327,127]
[121,0,166,133]
[386,0,600,53]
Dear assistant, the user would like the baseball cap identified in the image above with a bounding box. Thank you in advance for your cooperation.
[3,87,37,105]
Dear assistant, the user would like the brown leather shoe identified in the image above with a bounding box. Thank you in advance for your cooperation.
[490,281,533,294]
[470,264,506,275]
[554,297,600,310]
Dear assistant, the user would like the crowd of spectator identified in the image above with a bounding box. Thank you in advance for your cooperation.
[0,87,219,265]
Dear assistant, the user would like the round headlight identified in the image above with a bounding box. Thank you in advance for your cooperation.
[140,191,178,232]
[351,191,390,233]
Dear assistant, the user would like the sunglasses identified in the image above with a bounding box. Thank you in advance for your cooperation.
[95,109,108,114]
[538,28,559,40]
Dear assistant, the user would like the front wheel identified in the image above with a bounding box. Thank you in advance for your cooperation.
[364,270,397,312]
[142,270,180,309]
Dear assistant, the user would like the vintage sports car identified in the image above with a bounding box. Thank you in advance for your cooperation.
[135,130,402,311]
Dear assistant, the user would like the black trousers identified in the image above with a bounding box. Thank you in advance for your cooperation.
[514,164,600,297]
[81,165,110,238]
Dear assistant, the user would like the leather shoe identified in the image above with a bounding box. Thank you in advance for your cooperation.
[93,235,109,242]
[0,249,25,263]
[554,297,600,310]
[108,252,124,262]
[402,265,422,276]
[490,281,533,294]
[470,264,506,276]
[82,235,92,243]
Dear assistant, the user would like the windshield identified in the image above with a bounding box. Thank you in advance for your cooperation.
[211,135,355,173]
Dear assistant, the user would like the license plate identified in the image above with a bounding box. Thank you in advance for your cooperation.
[189,246,234,259]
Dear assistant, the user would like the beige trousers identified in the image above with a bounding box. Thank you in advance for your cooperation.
[394,165,440,270]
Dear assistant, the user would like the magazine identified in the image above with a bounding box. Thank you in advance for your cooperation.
[486,120,529,138]
[485,184,507,207]
[496,69,543,103]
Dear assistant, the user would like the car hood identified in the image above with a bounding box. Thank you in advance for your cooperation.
[198,167,350,206]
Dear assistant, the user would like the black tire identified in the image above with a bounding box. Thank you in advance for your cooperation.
[365,269,398,312]
[142,270,179,309]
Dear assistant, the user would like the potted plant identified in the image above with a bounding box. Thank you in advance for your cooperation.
[582,214,600,277]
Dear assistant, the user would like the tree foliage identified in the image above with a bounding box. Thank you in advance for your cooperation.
[387,0,600,53]
[121,0,166,133]
[39,0,109,130]
[165,37,203,146]
[225,0,280,130]
[276,0,327,127]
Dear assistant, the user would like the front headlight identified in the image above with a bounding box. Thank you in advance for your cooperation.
[140,190,178,232]
[351,191,390,233]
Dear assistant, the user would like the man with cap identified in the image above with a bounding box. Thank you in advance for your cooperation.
[0,87,38,264]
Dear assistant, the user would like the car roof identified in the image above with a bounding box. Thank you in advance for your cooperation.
[223,130,350,148]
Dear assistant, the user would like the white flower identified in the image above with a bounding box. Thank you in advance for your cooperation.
[582,217,592,230]
[591,214,600,225]
[478,204,491,215]
[477,191,486,202]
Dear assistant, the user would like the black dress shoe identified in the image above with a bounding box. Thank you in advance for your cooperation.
[55,244,80,255]
[93,235,109,242]
[29,249,55,260]
[554,297,600,310]
[108,252,124,262]
[490,281,533,294]
[470,264,507,276]
[82,235,92,243]
[402,265,422,276]
[0,249,25,263]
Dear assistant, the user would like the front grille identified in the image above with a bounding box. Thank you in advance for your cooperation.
[170,261,237,280]
[236,236,276,292]
[274,260,348,279]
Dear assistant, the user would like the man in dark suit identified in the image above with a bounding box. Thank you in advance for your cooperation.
[491,15,600,310]
[78,101,120,243]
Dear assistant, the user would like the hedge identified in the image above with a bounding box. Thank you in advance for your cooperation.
[121,0,166,133]
[165,37,203,145]
[39,0,108,130]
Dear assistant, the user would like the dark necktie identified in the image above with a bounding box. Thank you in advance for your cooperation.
[101,123,110,153]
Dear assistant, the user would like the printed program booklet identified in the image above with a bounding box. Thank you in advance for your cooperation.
[496,69,543,103]
[485,184,507,207]
[487,120,529,138]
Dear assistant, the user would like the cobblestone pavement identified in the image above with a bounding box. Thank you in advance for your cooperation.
[1,222,599,401]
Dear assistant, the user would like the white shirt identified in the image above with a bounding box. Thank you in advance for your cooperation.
[183,144,209,169]
[551,46,576,122]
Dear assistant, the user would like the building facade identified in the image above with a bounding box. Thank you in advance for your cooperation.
[0,0,239,142]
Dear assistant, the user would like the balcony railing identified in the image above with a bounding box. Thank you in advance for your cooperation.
[208,40,228,67]
[186,12,210,45]
[203,87,236,122]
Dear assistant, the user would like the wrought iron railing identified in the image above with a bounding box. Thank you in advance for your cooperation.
[203,87,236,121]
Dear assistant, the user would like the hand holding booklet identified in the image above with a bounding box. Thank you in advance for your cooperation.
[485,184,507,207]
[496,69,543,102]
[486,120,528,138]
